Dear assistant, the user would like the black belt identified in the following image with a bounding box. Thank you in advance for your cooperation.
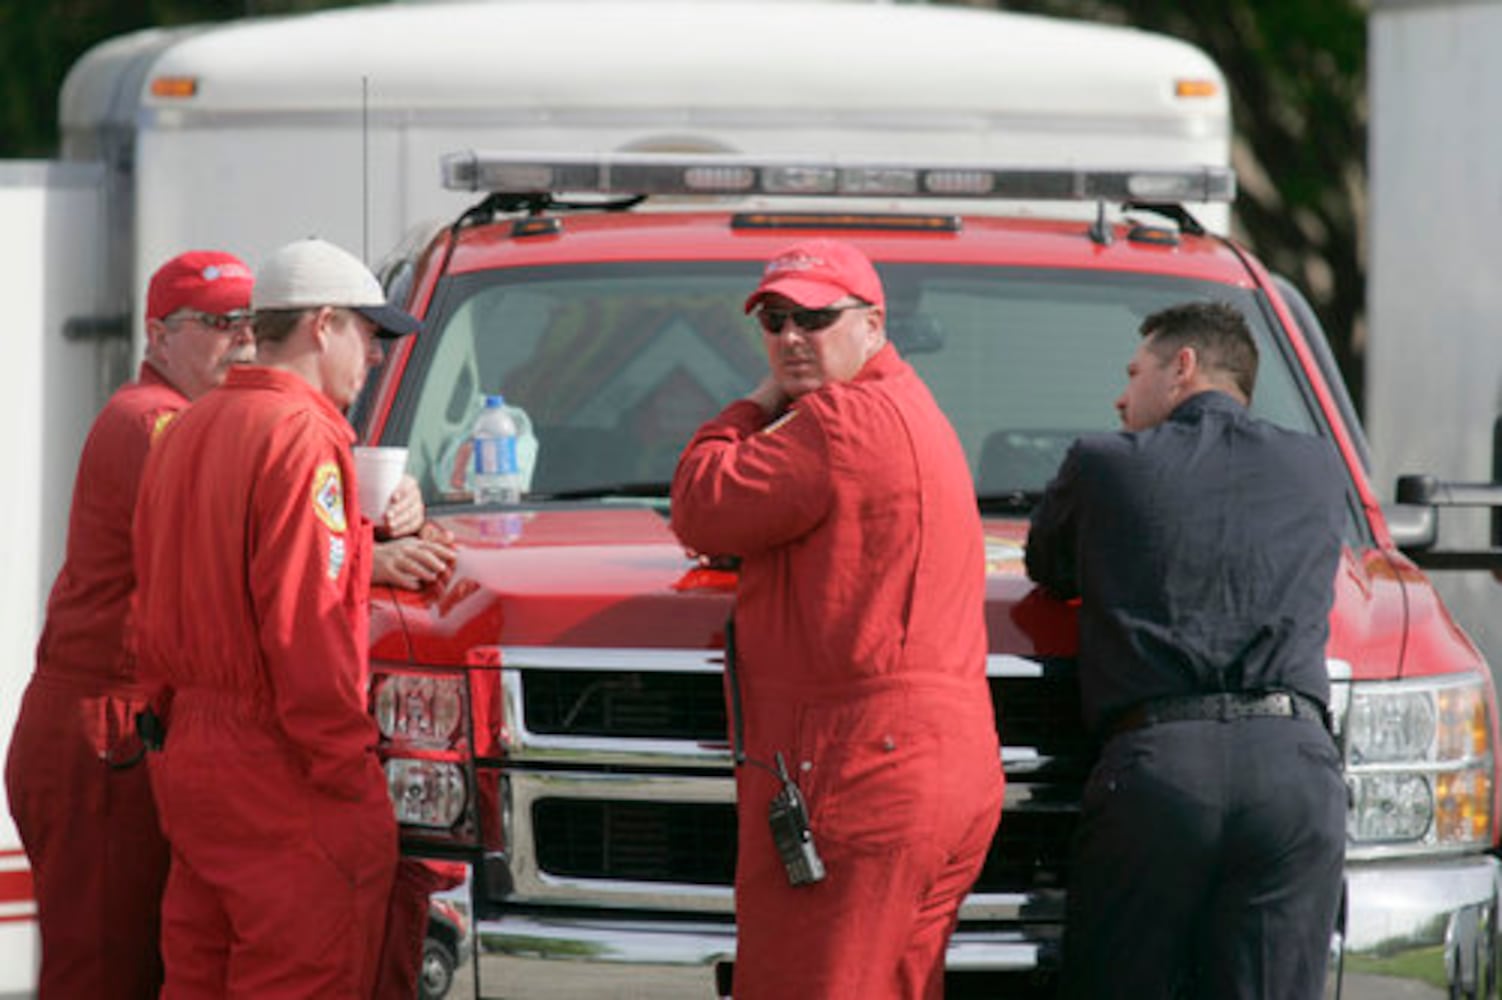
[1104,690,1329,740]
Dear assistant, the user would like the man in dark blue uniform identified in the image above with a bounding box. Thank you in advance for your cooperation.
[1026,301,1347,999]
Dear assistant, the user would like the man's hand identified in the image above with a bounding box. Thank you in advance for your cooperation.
[378,475,425,539]
[371,532,457,590]
[747,374,791,418]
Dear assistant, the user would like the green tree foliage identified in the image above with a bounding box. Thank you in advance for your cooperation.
[0,0,362,157]
[990,0,1369,409]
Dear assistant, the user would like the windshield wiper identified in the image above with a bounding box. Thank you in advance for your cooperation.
[536,481,673,501]
[976,490,1042,515]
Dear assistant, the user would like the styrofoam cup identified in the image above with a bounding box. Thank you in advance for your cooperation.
[353,445,409,518]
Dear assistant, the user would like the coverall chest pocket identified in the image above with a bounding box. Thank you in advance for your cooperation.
[795,694,937,852]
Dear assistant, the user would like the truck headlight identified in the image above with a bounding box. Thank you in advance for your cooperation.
[371,664,477,842]
[373,671,465,749]
[386,758,468,828]
[1345,674,1494,852]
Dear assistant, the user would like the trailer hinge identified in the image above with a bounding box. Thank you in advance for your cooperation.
[63,314,129,341]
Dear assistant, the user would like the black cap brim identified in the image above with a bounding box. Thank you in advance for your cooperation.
[354,303,422,338]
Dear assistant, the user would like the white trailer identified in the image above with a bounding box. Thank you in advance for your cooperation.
[0,162,107,997]
[3,2,1229,992]
[1368,0,1502,671]
[60,0,1229,363]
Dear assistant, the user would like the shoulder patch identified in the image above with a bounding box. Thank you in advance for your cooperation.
[328,534,347,580]
[149,410,178,444]
[761,410,800,435]
[311,462,348,533]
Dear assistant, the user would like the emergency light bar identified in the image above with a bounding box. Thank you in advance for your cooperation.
[441,151,1236,204]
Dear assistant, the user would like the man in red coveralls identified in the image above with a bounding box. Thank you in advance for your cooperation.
[671,239,1004,1000]
[5,250,255,999]
[133,237,419,998]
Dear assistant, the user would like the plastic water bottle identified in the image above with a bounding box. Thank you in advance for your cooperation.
[471,394,522,504]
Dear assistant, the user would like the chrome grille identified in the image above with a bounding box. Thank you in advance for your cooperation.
[533,799,737,883]
[528,794,1075,894]
[500,649,1086,903]
[523,669,726,740]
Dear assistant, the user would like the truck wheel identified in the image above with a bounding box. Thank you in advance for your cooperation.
[419,938,456,1000]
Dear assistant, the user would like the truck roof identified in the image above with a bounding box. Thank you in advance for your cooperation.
[440,210,1254,286]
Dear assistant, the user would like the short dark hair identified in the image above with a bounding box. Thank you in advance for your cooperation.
[253,307,309,346]
[1138,301,1258,400]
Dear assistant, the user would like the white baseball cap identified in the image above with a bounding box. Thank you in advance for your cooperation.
[253,237,420,337]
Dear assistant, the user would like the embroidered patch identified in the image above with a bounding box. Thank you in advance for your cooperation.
[328,533,346,580]
[761,410,800,435]
[311,462,348,533]
[765,250,824,275]
[200,261,253,282]
[149,410,178,444]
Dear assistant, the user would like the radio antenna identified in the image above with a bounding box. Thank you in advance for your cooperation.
[361,75,370,263]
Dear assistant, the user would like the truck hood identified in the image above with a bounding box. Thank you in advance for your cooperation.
[976,520,1433,682]
[374,507,727,663]
[374,508,1440,682]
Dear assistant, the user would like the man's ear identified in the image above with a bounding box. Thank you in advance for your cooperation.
[864,304,887,352]
[310,306,335,351]
[145,317,169,353]
[1173,345,1199,383]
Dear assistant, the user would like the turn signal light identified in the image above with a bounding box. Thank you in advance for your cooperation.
[1345,673,1495,852]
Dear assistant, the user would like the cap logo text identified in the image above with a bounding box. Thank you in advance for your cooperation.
[765,252,827,276]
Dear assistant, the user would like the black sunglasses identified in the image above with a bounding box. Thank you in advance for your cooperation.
[169,309,255,332]
[755,303,868,335]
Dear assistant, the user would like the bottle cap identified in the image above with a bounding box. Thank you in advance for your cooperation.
[485,394,505,407]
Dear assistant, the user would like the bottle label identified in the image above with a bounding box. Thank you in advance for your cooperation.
[474,436,518,476]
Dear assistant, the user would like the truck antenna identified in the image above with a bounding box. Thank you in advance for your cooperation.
[362,76,370,264]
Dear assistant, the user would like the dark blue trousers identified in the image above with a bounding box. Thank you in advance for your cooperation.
[1061,716,1346,999]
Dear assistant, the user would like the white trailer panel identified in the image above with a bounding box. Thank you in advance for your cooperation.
[1369,0,1502,670]
[0,160,109,999]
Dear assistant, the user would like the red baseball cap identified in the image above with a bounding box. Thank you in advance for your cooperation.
[743,238,885,313]
[146,250,254,321]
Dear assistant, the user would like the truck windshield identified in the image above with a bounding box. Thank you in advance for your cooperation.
[389,262,1316,506]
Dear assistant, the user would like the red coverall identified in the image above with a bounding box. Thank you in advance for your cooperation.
[672,344,1004,1000]
[133,366,397,999]
[375,859,465,999]
[4,362,182,999]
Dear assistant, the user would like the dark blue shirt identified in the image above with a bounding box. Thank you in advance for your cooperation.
[1025,391,1347,734]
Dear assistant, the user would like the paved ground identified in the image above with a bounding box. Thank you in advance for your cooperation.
[1335,974,1446,999]
[447,960,705,999]
[447,965,1439,999]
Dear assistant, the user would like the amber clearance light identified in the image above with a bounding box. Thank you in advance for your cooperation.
[1174,78,1219,99]
[149,76,199,99]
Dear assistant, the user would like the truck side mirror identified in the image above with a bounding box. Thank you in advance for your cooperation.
[1390,472,1502,570]
[1385,494,1437,553]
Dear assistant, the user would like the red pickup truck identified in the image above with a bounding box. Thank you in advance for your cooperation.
[357,152,1502,999]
